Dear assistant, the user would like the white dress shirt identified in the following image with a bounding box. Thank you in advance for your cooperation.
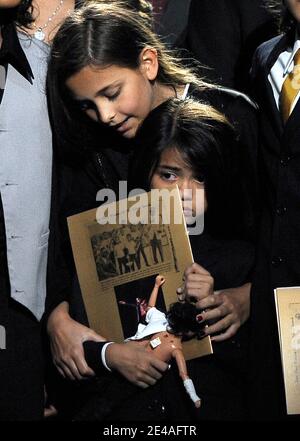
[268,34,300,113]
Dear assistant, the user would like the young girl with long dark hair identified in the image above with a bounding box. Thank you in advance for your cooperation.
[45,2,259,414]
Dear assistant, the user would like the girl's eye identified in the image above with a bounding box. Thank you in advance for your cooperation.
[106,90,120,101]
[77,100,93,112]
[160,171,178,181]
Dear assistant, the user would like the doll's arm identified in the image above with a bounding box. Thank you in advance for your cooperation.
[147,275,165,309]
[173,348,201,408]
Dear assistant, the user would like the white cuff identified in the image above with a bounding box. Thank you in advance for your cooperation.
[101,342,115,372]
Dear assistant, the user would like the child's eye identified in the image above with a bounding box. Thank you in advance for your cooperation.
[77,99,93,112]
[160,171,178,181]
[106,89,120,101]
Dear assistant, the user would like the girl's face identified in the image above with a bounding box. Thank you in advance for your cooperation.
[0,0,22,7]
[150,147,207,225]
[285,0,300,21]
[66,50,169,139]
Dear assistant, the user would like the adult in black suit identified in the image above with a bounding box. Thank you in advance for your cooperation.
[151,0,192,46]
[182,0,278,92]
[249,0,300,421]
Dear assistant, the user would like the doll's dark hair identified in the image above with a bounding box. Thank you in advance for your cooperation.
[129,97,248,239]
[1,0,33,26]
[46,1,211,154]
[166,302,204,340]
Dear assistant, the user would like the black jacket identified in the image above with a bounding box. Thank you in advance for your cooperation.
[182,0,278,92]
[249,31,300,421]
[47,84,259,320]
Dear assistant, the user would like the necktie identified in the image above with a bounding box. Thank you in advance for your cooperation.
[280,48,300,123]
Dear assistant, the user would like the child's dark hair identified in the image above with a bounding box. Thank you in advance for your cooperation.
[129,97,247,239]
[47,1,211,152]
[1,0,33,26]
[166,302,204,340]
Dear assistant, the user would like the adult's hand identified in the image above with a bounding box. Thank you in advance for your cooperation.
[106,341,168,388]
[47,301,106,380]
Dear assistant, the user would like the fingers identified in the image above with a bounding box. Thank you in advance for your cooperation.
[178,263,214,303]
[55,357,95,381]
[196,294,223,311]
[55,364,66,379]
[52,341,95,380]
[44,405,58,419]
[149,357,169,374]
[108,342,168,387]
[184,262,211,277]
[185,273,214,298]
[71,355,96,379]
[86,330,107,343]
[132,360,166,388]
[211,324,238,342]
[194,291,244,340]
[156,275,165,286]
[176,286,185,302]
[135,380,151,389]
[201,312,239,338]
[55,360,77,381]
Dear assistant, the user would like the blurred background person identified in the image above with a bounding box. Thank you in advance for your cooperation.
[181,0,279,92]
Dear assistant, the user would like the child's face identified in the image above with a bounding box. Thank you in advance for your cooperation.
[66,60,160,139]
[150,147,207,225]
[0,0,22,7]
[285,0,300,22]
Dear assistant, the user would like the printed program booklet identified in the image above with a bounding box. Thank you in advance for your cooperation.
[68,188,212,360]
[274,286,300,414]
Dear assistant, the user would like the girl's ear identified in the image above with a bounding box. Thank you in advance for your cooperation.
[139,48,159,81]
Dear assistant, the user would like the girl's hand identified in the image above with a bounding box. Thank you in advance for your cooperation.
[196,283,251,342]
[47,302,106,380]
[178,263,251,341]
[178,263,214,302]
[106,341,168,388]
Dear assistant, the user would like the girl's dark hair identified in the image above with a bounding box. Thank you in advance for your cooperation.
[1,0,33,27]
[47,1,210,152]
[263,0,296,33]
[129,97,245,239]
[166,302,204,340]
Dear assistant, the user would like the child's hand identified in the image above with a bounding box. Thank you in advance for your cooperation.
[178,263,214,302]
[197,283,251,342]
[105,341,168,388]
[178,264,250,341]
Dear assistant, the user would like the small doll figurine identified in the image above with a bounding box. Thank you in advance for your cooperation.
[127,275,203,408]
[79,275,204,421]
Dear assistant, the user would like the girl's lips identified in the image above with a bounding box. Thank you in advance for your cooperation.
[182,205,194,214]
[116,117,131,133]
[183,210,195,219]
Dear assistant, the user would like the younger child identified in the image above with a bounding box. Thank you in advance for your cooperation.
[129,97,255,420]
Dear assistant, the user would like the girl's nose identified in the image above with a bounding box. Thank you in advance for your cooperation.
[179,179,193,198]
[97,103,116,124]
